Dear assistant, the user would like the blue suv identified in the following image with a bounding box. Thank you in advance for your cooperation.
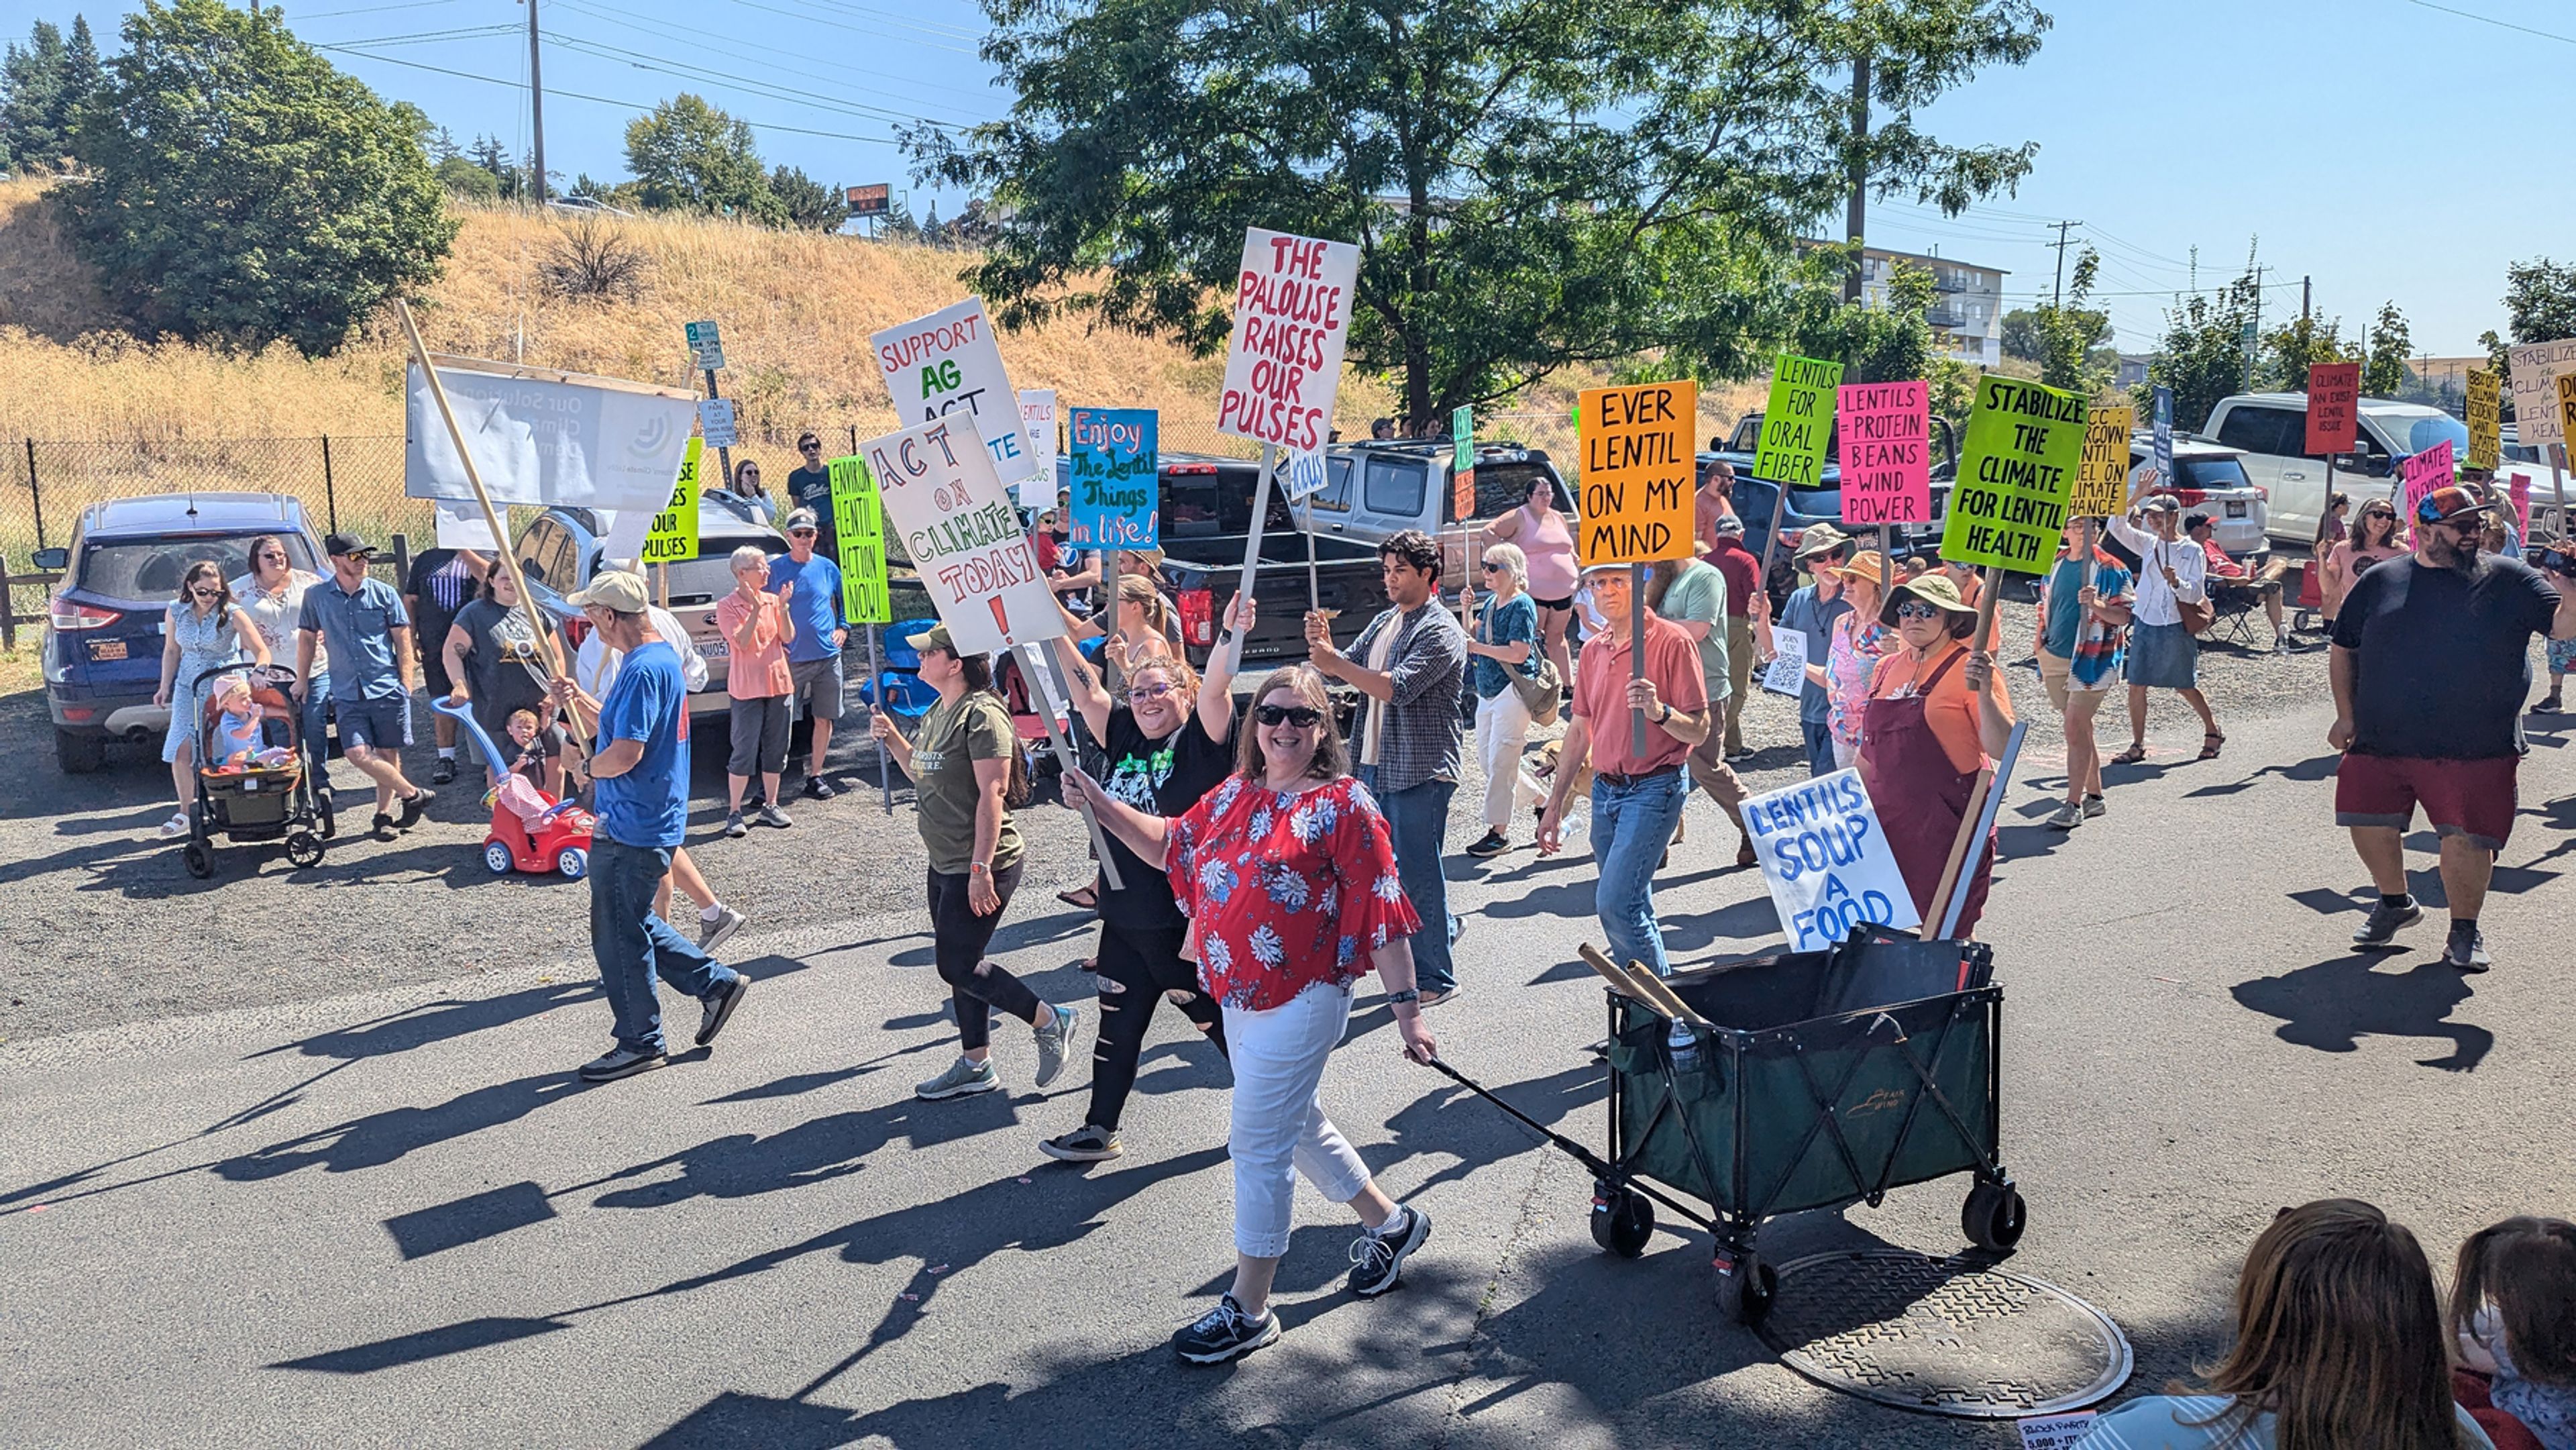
[37,493,325,774]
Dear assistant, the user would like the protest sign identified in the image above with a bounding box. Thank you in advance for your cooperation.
[1016,389,1059,508]
[871,298,1040,488]
[405,357,698,513]
[1575,380,1698,565]
[1741,768,1921,950]
[1754,355,1842,488]
[1067,407,1159,550]
[2151,385,2174,488]
[1760,627,1809,696]
[1836,380,1930,525]
[2509,338,2576,448]
[1451,405,1476,520]
[2467,369,2502,469]
[2510,472,2534,541]
[1940,376,2086,574]
[2306,362,2360,454]
[684,319,724,372]
[2069,405,2134,517]
[2017,1413,2098,1450]
[2559,373,2576,456]
[828,454,892,625]
[432,501,498,551]
[640,437,704,565]
[2401,439,2455,542]
[1283,447,1330,501]
[698,397,737,450]
[863,416,1061,654]
[1215,229,1362,451]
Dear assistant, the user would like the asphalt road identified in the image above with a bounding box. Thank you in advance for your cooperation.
[6,655,2571,1449]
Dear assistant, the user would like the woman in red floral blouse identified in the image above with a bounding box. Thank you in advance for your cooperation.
[1073,662,1441,1365]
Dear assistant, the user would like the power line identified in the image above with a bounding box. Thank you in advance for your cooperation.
[322,23,519,46]
[541,29,968,130]
[286,0,474,17]
[2402,0,2576,46]
[712,0,983,54]
[546,0,1002,114]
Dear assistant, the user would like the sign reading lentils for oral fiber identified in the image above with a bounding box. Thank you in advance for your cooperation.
[1941,376,2086,575]
[1067,407,1159,550]
[870,297,1040,488]
[863,416,1063,654]
[2467,368,2502,470]
[1837,380,1931,525]
[2306,362,2360,454]
[1215,228,1362,452]
[1575,380,1699,566]
[2069,405,2135,518]
[1755,355,1843,488]
[826,454,891,625]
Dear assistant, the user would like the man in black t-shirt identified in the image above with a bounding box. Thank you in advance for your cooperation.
[405,546,488,784]
[2329,483,2576,971]
[784,432,837,562]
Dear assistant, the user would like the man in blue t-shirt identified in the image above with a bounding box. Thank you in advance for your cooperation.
[767,509,849,800]
[550,570,751,1082]
[296,532,435,835]
[2037,520,2135,831]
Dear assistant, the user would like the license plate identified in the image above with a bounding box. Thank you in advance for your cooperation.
[700,640,729,658]
[2225,501,2247,517]
[89,638,129,661]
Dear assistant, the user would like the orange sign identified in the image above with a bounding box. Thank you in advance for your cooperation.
[1575,380,1697,566]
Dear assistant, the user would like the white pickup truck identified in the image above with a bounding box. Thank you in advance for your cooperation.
[2200,392,2472,545]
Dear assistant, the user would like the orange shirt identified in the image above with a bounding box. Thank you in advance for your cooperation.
[1866,639,2015,776]
[1573,613,1710,776]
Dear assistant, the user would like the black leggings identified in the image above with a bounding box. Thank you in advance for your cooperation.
[926,862,1039,1052]
[1086,920,1227,1132]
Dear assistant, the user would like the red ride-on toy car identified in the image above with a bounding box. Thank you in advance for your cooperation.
[482,791,594,879]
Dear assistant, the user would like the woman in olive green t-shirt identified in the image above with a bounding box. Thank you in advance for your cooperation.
[871,626,1079,1102]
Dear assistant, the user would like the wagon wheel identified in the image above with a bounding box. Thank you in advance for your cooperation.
[1714,1250,1776,1326]
[286,831,325,870]
[1589,1184,1655,1259]
[1962,1178,2028,1253]
[181,842,215,880]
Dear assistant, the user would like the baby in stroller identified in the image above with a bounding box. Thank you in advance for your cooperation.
[205,672,294,772]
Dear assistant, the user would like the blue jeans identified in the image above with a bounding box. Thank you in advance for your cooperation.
[1589,767,1691,977]
[591,837,741,1055]
[1801,718,1837,778]
[1359,768,1458,994]
[295,673,331,776]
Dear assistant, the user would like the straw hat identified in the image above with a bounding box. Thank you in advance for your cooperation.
[1879,573,1975,627]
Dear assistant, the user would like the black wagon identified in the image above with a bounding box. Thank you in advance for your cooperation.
[1437,929,2023,1324]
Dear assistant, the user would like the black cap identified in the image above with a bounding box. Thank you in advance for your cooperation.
[322,531,377,558]
[2183,512,2212,533]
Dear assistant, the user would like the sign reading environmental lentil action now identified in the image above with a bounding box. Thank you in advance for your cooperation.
[863,415,1063,654]
[1836,380,1931,525]
[1066,407,1159,550]
[1940,376,2086,574]
[1741,768,1921,950]
[1575,380,1699,565]
[870,297,1040,488]
[1754,354,1843,488]
[826,453,892,625]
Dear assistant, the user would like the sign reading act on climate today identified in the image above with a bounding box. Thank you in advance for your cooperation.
[1940,376,2086,574]
[1575,380,1698,566]
[863,416,1062,654]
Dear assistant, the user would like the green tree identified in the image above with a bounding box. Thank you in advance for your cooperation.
[1999,307,2041,362]
[2363,300,2410,399]
[469,133,525,200]
[768,164,847,231]
[56,0,453,356]
[435,154,500,201]
[2030,246,2108,393]
[923,0,2048,423]
[2499,257,2576,346]
[625,93,783,224]
[1,15,103,172]
[2258,313,2355,393]
[1782,248,1940,384]
[2141,270,2261,432]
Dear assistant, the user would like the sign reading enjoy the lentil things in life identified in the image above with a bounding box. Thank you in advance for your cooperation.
[1216,228,1361,452]
[1754,354,1842,488]
[1066,407,1159,550]
[1575,380,1698,566]
[1940,376,2086,574]
[1836,380,1931,525]
[863,415,1063,654]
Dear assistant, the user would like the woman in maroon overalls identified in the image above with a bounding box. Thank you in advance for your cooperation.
[1858,574,2017,937]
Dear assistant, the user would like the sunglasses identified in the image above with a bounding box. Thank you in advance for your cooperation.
[1128,682,1175,702]
[258,550,286,562]
[1479,562,1503,573]
[789,528,818,538]
[1893,600,1941,621]
[1254,704,1324,727]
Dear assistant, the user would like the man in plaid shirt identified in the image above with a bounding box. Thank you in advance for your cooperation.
[1307,529,1470,1003]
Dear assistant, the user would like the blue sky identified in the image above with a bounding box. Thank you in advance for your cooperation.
[13,0,2569,356]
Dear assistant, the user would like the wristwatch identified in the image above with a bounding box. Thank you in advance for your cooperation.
[1385,988,1420,1004]
[969,861,991,876]
[1656,703,1673,725]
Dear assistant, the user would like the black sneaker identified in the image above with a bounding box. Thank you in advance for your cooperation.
[1347,1204,1432,1296]
[1464,828,1508,859]
[431,757,456,785]
[578,1046,666,1082]
[1038,1123,1123,1162]
[2445,923,2491,973]
[371,811,397,839]
[398,786,435,827]
[724,812,749,838]
[2351,897,2422,948]
[806,775,837,800]
[696,974,751,1047]
[1173,1294,1279,1363]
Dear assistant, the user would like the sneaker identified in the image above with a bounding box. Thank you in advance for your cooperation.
[1348,1204,1433,1296]
[695,974,751,1047]
[916,1055,1000,1100]
[431,756,456,785]
[578,1046,666,1082]
[2540,693,2566,714]
[157,811,191,839]
[1032,1004,1078,1090]
[1038,1123,1123,1162]
[805,775,837,800]
[756,802,794,829]
[1725,749,1753,764]
[398,787,435,827]
[371,811,397,839]
[1173,1294,1279,1364]
[2081,794,2106,820]
[2352,896,2422,948]
[724,811,749,838]
[2044,801,2084,831]
[1735,837,1758,869]
[1464,828,1509,859]
[2444,923,2491,973]
[696,905,746,953]
[2271,634,2289,654]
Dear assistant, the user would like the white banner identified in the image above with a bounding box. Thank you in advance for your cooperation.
[863,415,1065,655]
[1760,627,1809,695]
[432,501,499,551]
[1018,388,1059,508]
[1216,228,1361,451]
[870,298,1041,488]
[405,360,698,513]
[2508,338,2576,448]
[1741,768,1921,951]
[1283,446,1330,501]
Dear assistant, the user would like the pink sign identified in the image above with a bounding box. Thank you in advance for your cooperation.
[2400,439,2455,543]
[1835,380,1931,525]
[2510,472,2534,540]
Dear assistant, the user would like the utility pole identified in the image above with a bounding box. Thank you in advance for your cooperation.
[2301,274,2312,324]
[2047,220,2084,309]
[2245,260,2270,389]
[525,0,547,205]
[1844,55,1870,304]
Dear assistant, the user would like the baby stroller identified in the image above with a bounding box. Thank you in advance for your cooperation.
[181,662,329,878]
[428,697,595,880]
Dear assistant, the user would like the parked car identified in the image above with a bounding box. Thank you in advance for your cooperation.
[36,493,327,774]
[1705,411,1963,597]
[2129,435,2269,560]
[2201,393,2473,545]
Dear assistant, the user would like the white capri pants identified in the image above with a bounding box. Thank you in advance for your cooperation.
[1223,981,1372,1258]
[1474,689,1533,832]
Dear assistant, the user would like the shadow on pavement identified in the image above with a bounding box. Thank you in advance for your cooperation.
[2231,951,2492,1072]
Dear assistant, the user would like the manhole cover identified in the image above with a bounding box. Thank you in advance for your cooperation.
[1756,1251,2131,1418]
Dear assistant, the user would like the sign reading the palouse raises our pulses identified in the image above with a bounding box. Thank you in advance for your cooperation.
[1575,380,1698,566]
[1216,229,1361,452]
[827,454,891,625]
[864,417,1062,654]
[1067,407,1159,550]
[1754,355,1842,488]
[1939,376,2086,574]
[641,437,703,565]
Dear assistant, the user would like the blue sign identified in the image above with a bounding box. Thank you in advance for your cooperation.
[1067,407,1158,549]
[2151,385,2174,490]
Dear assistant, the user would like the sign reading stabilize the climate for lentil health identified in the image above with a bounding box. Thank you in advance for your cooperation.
[827,453,891,625]
[1754,355,1841,487]
[1575,380,1697,565]
[1939,376,2086,574]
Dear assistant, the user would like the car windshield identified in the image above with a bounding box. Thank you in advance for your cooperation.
[76,533,317,601]
[2368,409,2470,457]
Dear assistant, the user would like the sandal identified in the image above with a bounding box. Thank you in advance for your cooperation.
[2196,731,2225,761]
[1055,884,1098,910]
[2109,743,2147,766]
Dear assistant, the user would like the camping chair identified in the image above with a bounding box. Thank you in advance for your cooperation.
[2202,579,2264,648]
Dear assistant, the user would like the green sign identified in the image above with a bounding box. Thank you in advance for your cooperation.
[828,453,892,625]
[1753,354,1842,488]
[1938,376,2086,574]
[640,437,702,564]
[1452,405,1474,475]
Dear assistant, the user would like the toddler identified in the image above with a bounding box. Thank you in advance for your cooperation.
[2454,1216,2576,1450]
[208,676,262,768]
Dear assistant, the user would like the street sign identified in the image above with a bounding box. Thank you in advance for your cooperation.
[698,397,737,450]
[684,320,724,372]
[845,183,892,217]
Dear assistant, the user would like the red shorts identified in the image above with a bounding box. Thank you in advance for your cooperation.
[2334,753,2519,850]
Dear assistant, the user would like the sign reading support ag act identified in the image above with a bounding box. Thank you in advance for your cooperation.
[1216,228,1361,451]
[870,298,1040,488]
[1741,768,1921,950]
[641,437,703,565]
[1836,380,1930,525]
[1067,407,1159,549]
[863,416,1062,654]
[1940,376,2086,574]
[2306,362,2359,454]
[2070,405,2134,517]
[1755,355,1841,488]
[1575,380,1697,565]
[826,454,892,625]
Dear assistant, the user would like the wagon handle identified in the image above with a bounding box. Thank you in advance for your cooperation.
[1426,1056,1620,1182]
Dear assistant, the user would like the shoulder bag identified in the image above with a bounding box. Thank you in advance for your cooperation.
[1492,598,1561,723]
[2160,543,2215,635]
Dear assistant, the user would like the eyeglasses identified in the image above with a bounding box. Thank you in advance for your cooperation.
[1893,600,1940,621]
[1253,704,1324,727]
[1128,682,1175,702]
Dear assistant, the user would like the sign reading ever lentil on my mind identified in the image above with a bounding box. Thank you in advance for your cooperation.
[1939,376,2086,574]
[1575,380,1698,565]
